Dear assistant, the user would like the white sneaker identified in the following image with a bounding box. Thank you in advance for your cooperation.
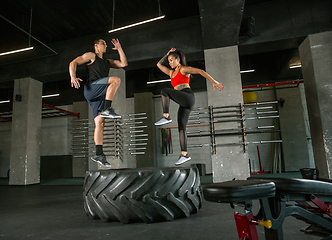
[175,154,191,166]
[91,154,111,167]
[154,116,172,126]
[100,107,121,118]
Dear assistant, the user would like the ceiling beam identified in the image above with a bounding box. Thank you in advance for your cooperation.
[198,0,245,49]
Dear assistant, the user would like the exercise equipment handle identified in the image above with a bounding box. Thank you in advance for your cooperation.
[259,220,272,229]
[250,219,272,229]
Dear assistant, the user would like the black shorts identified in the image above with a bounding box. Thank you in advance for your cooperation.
[84,77,109,119]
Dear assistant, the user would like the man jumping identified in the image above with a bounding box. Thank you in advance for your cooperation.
[69,38,128,167]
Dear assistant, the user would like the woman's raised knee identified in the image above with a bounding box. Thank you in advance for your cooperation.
[161,88,168,97]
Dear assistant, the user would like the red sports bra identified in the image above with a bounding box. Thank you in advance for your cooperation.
[171,66,190,88]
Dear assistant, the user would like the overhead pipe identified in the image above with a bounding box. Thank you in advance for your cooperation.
[42,103,80,118]
[242,80,303,89]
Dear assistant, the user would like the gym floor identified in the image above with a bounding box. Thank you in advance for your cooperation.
[0,175,325,240]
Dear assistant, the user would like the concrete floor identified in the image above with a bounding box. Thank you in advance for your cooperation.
[0,183,327,240]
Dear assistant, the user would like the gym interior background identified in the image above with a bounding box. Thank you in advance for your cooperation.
[1,0,331,181]
[0,0,332,239]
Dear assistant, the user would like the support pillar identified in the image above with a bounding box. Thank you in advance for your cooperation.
[205,46,250,182]
[134,92,156,167]
[72,101,89,177]
[276,87,310,171]
[299,31,332,180]
[198,0,247,182]
[103,68,127,169]
[9,77,42,185]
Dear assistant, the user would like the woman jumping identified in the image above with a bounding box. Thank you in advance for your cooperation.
[155,48,224,165]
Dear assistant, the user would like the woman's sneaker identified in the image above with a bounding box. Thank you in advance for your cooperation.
[91,154,111,167]
[175,154,191,166]
[154,116,172,126]
[100,107,121,118]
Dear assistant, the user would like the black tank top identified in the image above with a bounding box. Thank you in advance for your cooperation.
[86,54,110,82]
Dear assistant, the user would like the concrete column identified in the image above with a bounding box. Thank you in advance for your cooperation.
[276,87,310,171]
[109,68,126,117]
[299,31,332,180]
[72,101,89,177]
[204,46,249,182]
[9,77,42,185]
[105,68,127,169]
[134,92,156,167]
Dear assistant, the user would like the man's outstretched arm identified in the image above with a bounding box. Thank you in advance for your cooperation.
[108,38,128,68]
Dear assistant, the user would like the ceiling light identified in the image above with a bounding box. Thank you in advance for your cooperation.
[0,14,57,55]
[289,64,301,69]
[109,15,165,33]
[0,94,59,103]
[0,46,34,57]
[240,69,255,74]
[42,93,60,98]
[147,79,171,84]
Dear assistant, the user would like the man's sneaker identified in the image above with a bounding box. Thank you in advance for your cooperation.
[100,107,121,118]
[91,154,111,167]
[175,154,191,166]
[154,116,172,126]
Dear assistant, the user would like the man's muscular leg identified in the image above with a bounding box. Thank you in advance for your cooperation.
[94,114,105,146]
[91,114,111,166]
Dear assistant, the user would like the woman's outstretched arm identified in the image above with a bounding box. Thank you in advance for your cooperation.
[182,66,224,91]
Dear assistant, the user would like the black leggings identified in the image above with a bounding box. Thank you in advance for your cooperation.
[161,88,195,152]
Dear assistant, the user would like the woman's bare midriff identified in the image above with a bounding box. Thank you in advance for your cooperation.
[174,83,190,90]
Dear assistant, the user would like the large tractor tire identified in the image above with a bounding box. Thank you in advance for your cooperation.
[83,167,202,223]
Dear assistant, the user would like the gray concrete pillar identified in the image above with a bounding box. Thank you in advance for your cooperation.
[110,68,126,117]
[72,101,89,177]
[104,68,127,169]
[9,77,42,185]
[276,87,310,171]
[204,46,250,182]
[134,92,156,167]
[299,31,332,180]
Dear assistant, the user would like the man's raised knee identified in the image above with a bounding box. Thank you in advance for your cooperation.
[95,115,105,128]
[109,77,121,86]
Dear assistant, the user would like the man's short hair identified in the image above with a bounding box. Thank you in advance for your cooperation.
[93,39,101,49]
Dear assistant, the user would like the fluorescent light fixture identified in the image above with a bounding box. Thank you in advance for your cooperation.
[147,79,171,85]
[240,69,255,73]
[42,93,60,98]
[289,64,302,69]
[109,15,165,33]
[0,94,59,103]
[0,46,34,56]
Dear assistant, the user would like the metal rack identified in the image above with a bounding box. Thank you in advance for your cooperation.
[70,113,148,160]
[121,113,148,156]
[71,118,90,158]
[186,101,282,154]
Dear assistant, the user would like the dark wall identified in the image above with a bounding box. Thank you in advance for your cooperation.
[0,16,203,83]
[240,0,332,52]
[0,0,331,110]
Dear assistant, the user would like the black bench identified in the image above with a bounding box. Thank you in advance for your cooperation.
[203,178,332,240]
